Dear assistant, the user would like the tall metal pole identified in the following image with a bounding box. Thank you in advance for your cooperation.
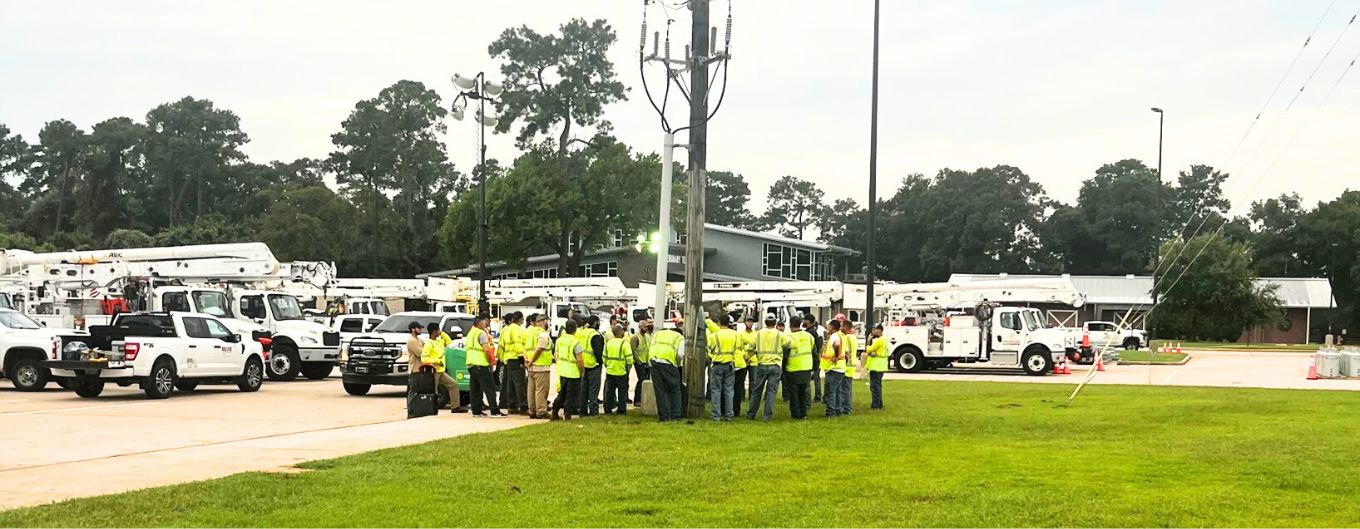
[654,132,675,320]
[1150,107,1164,336]
[865,0,880,333]
[477,72,490,317]
[682,0,711,419]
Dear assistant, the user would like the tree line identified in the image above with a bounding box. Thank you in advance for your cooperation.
[0,17,1353,338]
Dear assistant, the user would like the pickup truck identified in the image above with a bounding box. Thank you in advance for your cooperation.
[337,311,473,402]
[46,312,265,399]
[0,308,78,391]
[1060,321,1145,363]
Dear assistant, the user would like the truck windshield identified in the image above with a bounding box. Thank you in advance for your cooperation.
[268,294,305,321]
[0,294,12,310]
[0,311,41,330]
[1023,310,1043,331]
[192,291,231,318]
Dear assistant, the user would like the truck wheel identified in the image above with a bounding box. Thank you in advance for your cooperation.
[1022,347,1054,376]
[266,344,301,381]
[300,363,333,380]
[9,358,49,392]
[56,378,72,390]
[1122,338,1140,351]
[174,380,199,392]
[893,347,925,373]
[237,357,263,392]
[74,376,105,398]
[343,382,371,396]
[143,358,176,399]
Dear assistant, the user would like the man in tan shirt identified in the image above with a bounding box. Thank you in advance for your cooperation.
[524,314,554,419]
[405,322,425,373]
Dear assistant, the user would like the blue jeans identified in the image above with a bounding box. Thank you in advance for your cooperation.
[870,371,884,409]
[580,366,603,416]
[839,372,853,415]
[708,362,735,420]
[747,364,782,420]
[823,370,844,416]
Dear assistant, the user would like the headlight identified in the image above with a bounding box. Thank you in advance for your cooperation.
[300,336,318,345]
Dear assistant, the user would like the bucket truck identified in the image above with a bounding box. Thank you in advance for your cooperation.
[0,243,340,381]
[877,278,1085,375]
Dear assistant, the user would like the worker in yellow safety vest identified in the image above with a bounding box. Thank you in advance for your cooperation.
[632,320,653,405]
[866,324,888,410]
[498,312,528,415]
[550,320,586,421]
[840,321,858,416]
[733,316,756,417]
[524,314,553,419]
[465,314,504,418]
[785,318,817,419]
[650,321,685,422]
[747,316,791,421]
[576,316,605,416]
[602,325,635,414]
[417,322,462,413]
[820,319,847,417]
[706,315,741,421]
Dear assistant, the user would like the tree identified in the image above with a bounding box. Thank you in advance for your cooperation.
[761,176,825,240]
[255,185,359,268]
[911,165,1049,280]
[1151,233,1284,341]
[0,124,33,223]
[1293,191,1360,334]
[103,229,155,249]
[142,97,249,227]
[1043,159,1172,275]
[23,120,88,238]
[78,117,145,238]
[704,171,756,227]
[328,80,459,277]
[152,214,249,246]
[1246,193,1306,276]
[817,198,869,274]
[489,18,628,274]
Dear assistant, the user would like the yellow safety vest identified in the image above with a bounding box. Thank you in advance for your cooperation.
[821,332,846,372]
[707,328,740,364]
[555,334,582,379]
[787,330,814,372]
[527,326,553,366]
[603,337,633,376]
[634,332,652,363]
[866,336,889,372]
[753,328,786,366]
[651,329,682,364]
[466,327,490,367]
[843,331,858,378]
[737,331,756,369]
[420,339,448,373]
[576,328,600,368]
[499,323,524,360]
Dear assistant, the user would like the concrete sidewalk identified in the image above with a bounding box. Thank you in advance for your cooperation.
[0,377,530,510]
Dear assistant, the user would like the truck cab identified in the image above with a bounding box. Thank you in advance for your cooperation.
[46,312,265,399]
[337,311,476,398]
[0,308,77,391]
[232,289,339,381]
[886,306,1070,376]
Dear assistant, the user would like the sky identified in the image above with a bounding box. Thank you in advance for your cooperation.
[2,0,1358,217]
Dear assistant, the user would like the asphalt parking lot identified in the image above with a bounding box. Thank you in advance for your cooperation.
[0,371,528,511]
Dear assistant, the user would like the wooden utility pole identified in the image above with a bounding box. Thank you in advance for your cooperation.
[682,0,711,419]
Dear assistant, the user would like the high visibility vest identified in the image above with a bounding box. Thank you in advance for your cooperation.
[844,332,858,377]
[651,329,682,364]
[866,336,889,372]
[420,340,448,373]
[707,328,740,364]
[634,333,652,363]
[603,337,633,376]
[576,328,600,368]
[555,334,582,379]
[527,326,553,366]
[466,327,490,367]
[753,328,786,366]
[736,331,756,369]
[787,330,815,372]
[821,332,846,372]
[499,323,524,360]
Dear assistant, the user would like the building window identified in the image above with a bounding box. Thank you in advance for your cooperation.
[610,230,626,249]
[577,261,619,278]
[763,243,838,280]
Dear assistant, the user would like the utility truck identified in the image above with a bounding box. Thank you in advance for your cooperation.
[481,277,629,336]
[46,312,265,399]
[0,308,80,391]
[879,278,1085,375]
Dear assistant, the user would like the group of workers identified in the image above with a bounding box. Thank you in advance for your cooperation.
[407,308,891,422]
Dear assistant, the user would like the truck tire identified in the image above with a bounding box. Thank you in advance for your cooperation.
[74,376,105,398]
[143,357,176,399]
[300,362,333,380]
[174,380,199,392]
[1021,347,1054,376]
[237,357,263,392]
[266,344,301,381]
[893,346,926,373]
[1122,338,1141,351]
[9,357,49,392]
[343,382,371,396]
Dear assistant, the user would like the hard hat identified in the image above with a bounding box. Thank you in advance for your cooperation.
[834,313,847,321]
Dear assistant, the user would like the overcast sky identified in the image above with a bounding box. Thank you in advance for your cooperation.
[2,0,1357,217]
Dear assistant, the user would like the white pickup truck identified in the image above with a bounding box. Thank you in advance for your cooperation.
[46,312,265,399]
[0,308,76,391]
[1059,321,1146,363]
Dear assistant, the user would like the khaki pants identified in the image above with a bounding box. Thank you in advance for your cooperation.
[436,372,460,410]
[528,369,551,417]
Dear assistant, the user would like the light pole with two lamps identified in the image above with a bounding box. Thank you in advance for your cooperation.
[451,72,504,317]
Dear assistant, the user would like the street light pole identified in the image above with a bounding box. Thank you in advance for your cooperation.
[654,132,675,321]
[452,72,504,317]
[865,0,880,333]
[1329,242,1339,337]
[1150,107,1164,338]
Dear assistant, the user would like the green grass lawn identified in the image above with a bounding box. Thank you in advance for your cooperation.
[5,381,1360,527]
[1118,350,1190,364]
[1150,340,1318,352]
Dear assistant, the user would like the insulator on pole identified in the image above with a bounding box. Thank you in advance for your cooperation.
[710,26,717,51]
[640,21,649,51]
[653,31,660,56]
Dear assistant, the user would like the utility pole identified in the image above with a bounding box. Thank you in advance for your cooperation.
[681,0,711,420]
[865,0,881,334]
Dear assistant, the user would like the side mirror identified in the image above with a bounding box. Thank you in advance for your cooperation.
[224,334,242,343]
[252,318,265,325]
[40,321,47,327]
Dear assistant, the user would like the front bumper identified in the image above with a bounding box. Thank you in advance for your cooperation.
[299,346,340,364]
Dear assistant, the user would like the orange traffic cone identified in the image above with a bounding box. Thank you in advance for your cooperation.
[1175,342,1183,354]
[1095,355,1105,372]
[1307,357,1319,380]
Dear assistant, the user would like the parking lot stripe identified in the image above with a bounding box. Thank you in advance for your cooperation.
[0,401,159,418]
